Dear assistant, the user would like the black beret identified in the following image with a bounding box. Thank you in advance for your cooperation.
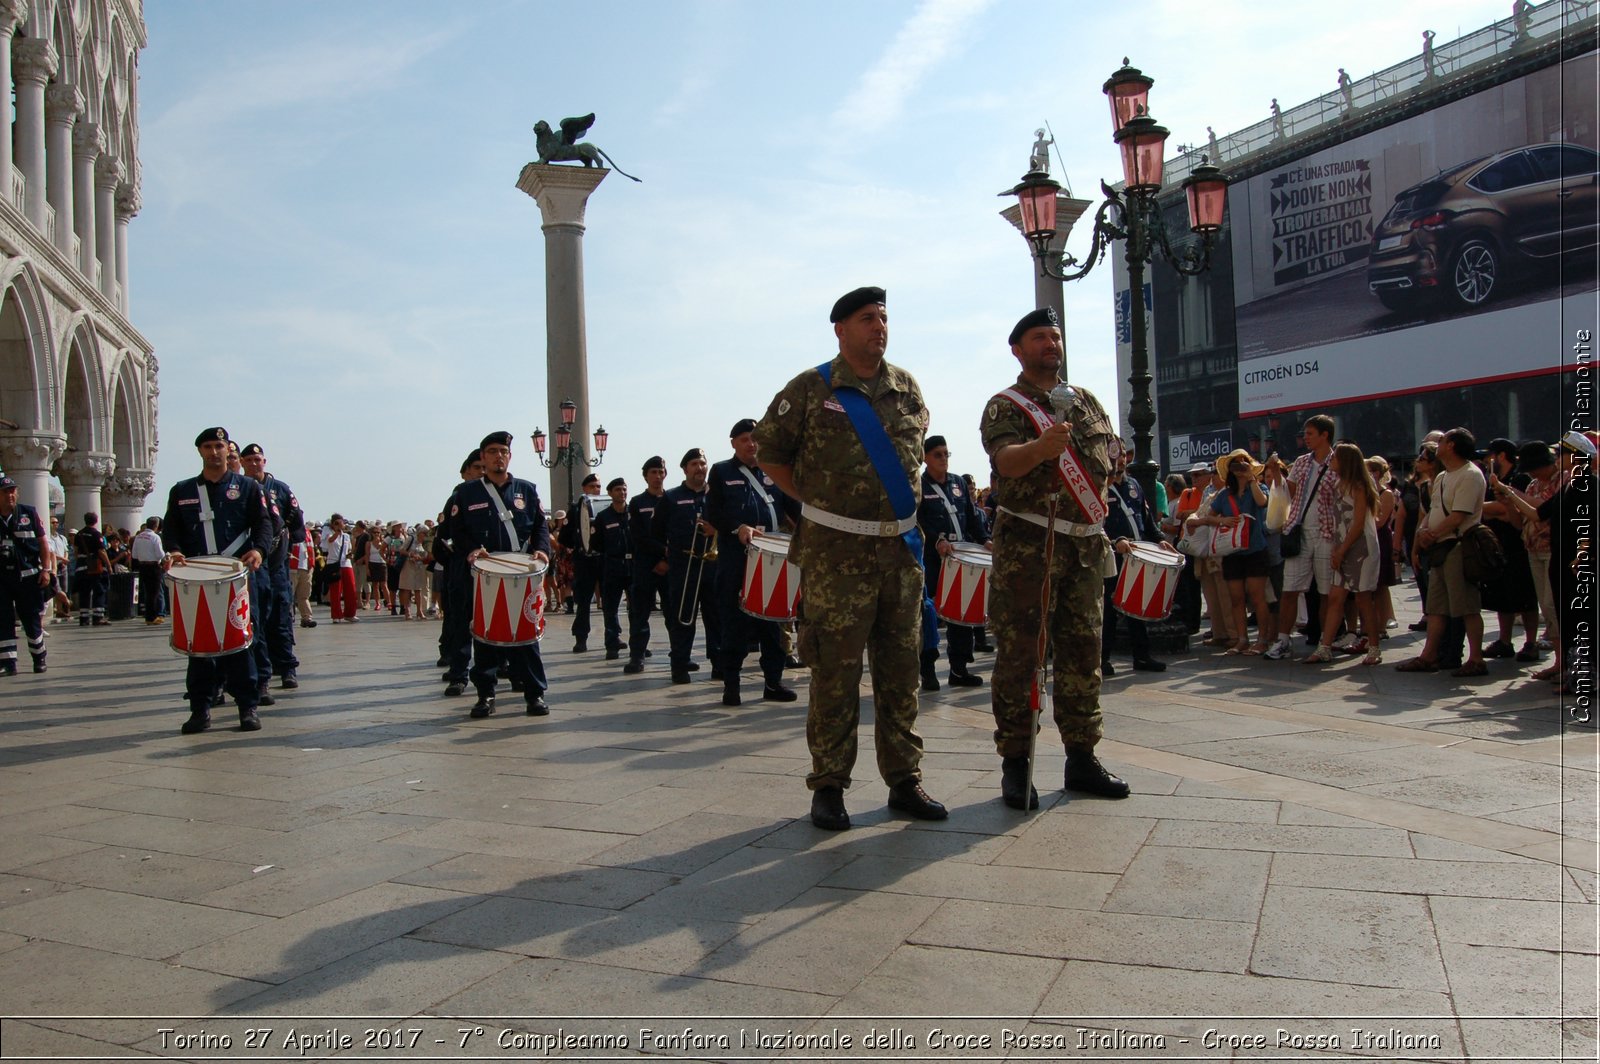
[0,475,15,490]
[479,430,513,450]
[239,443,264,458]
[642,455,666,474]
[606,477,626,491]
[460,449,482,475]
[582,473,601,487]
[1517,441,1555,471]
[923,435,947,453]
[680,448,706,468]
[1008,307,1060,346]
[195,427,230,447]
[730,418,758,438]
[1486,437,1517,458]
[830,286,886,323]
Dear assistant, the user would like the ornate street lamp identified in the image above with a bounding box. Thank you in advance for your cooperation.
[1002,59,1228,496]
[531,397,608,509]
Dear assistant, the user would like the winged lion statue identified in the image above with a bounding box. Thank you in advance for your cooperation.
[533,114,642,182]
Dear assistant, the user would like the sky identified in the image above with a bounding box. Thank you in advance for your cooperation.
[135,0,1516,521]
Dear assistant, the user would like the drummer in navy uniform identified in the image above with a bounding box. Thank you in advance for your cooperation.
[707,420,801,707]
[653,448,721,685]
[442,431,551,719]
[918,435,991,690]
[239,443,305,695]
[161,427,273,734]
[559,473,605,651]
[0,474,52,675]
[1103,440,1170,675]
[592,477,631,659]
[624,457,669,674]
[438,448,483,696]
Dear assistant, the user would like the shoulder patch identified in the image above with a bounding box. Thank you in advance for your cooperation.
[777,399,791,416]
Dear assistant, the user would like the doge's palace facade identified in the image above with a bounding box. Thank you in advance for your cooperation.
[0,0,153,530]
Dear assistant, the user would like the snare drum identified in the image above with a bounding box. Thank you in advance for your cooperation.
[741,532,801,621]
[935,544,991,625]
[471,552,548,646]
[1111,542,1183,621]
[166,556,253,657]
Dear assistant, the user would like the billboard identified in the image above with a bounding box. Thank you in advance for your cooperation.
[1231,52,1598,416]
[1166,425,1233,469]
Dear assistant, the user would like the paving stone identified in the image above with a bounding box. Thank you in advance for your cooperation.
[1057,792,1278,823]
[588,812,790,875]
[414,894,742,976]
[1252,885,1447,991]
[1354,760,1572,816]
[990,813,1155,874]
[50,811,282,858]
[833,943,1063,1017]
[0,1021,162,1060]
[821,853,1116,911]
[435,955,835,1018]
[912,898,1253,974]
[1150,820,1413,857]
[171,882,479,984]
[211,935,523,1015]
[0,886,266,959]
[0,939,268,1014]
[1440,940,1598,1018]
[1430,895,1598,954]
[394,854,674,909]
[387,817,630,864]
[16,847,260,902]
[628,846,853,925]
[190,841,459,917]
[1409,832,1547,862]
[690,886,942,992]
[754,820,1014,864]
[0,872,82,910]
[1103,844,1270,922]
[1270,852,1562,901]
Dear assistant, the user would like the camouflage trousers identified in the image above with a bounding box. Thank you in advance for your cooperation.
[796,561,924,791]
[989,515,1110,756]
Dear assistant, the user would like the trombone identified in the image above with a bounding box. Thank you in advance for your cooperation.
[675,519,718,625]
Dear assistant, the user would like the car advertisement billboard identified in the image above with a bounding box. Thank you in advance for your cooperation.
[1231,52,1598,416]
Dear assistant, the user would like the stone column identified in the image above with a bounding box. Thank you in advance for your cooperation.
[1000,192,1092,376]
[0,1,28,200]
[54,450,117,528]
[100,468,153,531]
[0,432,67,518]
[515,163,608,513]
[113,185,139,315]
[12,38,56,228]
[94,155,122,299]
[44,83,79,255]
[72,121,101,276]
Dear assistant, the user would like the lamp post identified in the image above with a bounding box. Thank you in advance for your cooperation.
[1002,60,1228,497]
[531,397,608,511]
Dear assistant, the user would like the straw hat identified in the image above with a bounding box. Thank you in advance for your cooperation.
[1215,448,1261,481]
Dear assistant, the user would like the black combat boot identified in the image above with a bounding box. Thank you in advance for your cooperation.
[1065,747,1130,799]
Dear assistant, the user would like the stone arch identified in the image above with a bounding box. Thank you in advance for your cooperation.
[107,348,146,467]
[0,261,57,430]
[57,313,106,452]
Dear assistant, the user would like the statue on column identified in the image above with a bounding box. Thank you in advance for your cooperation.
[1028,128,1053,174]
[532,113,642,181]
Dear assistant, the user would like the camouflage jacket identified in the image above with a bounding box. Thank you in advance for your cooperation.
[754,355,928,574]
[980,374,1115,524]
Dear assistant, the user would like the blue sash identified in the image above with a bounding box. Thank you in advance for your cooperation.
[817,361,923,566]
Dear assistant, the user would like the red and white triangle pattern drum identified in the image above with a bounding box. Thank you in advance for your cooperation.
[741,532,800,621]
[166,556,253,657]
[935,544,991,625]
[471,552,548,646]
[1112,542,1183,621]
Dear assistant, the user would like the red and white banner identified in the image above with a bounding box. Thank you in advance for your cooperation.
[996,388,1108,524]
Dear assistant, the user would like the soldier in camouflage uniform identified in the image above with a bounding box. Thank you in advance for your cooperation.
[980,307,1135,810]
[754,286,948,831]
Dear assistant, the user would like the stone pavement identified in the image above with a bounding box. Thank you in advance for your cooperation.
[0,593,1594,1063]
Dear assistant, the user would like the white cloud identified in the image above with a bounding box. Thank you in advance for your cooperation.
[827,0,997,138]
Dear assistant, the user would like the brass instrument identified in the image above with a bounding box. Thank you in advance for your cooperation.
[675,520,718,625]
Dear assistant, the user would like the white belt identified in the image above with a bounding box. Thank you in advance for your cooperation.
[999,506,1106,538]
[802,503,916,538]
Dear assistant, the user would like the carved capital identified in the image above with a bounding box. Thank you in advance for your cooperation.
[0,0,28,35]
[102,467,154,505]
[44,82,81,125]
[73,120,104,159]
[54,450,118,487]
[0,432,68,471]
[12,38,58,86]
[114,183,140,218]
[94,153,124,189]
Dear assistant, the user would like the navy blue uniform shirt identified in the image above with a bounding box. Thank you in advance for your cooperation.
[161,472,273,560]
[444,476,551,559]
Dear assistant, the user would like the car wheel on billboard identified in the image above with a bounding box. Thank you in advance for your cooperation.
[1448,237,1500,308]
